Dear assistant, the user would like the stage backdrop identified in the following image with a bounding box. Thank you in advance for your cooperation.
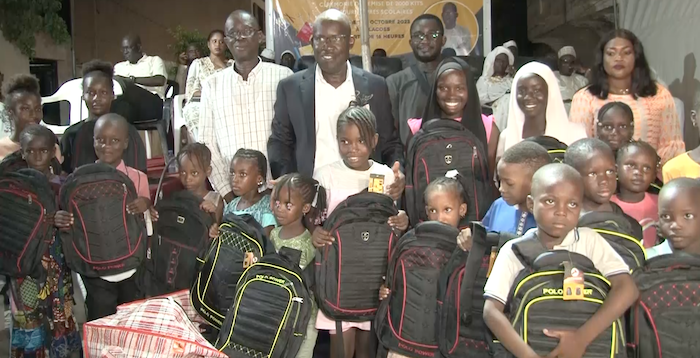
[271,0,483,61]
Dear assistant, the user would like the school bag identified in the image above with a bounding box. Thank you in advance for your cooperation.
[59,163,147,277]
[68,120,147,173]
[144,189,214,297]
[316,191,398,322]
[191,213,269,329]
[488,230,626,358]
[0,168,56,279]
[216,247,314,358]
[629,253,700,358]
[405,119,494,225]
[578,211,645,270]
[375,221,460,358]
[438,223,517,358]
[524,136,568,163]
[0,150,62,176]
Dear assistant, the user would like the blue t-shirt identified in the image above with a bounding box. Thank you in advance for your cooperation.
[223,194,278,228]
[482,197,536,235]
[646,240,672,259]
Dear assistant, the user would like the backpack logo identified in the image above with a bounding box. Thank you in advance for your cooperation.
[177,216,185,224]
[445,155,453,164]
[361,231,370,242]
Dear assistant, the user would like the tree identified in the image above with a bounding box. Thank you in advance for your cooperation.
[0,0,70,57]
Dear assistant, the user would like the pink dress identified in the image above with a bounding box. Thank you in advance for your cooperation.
[407,115,494,141]
[610,193,659,248]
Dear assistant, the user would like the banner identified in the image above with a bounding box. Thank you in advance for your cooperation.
[271,0,483,61]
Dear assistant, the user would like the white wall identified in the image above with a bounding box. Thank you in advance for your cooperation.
[0,30,31,78]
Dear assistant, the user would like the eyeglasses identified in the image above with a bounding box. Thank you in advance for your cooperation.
[411,32,441,42]
[224,28,258,41]
[312,35,348,46]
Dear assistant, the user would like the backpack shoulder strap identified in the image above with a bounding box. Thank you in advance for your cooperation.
[458,222,489,325]
[511,231,547,268]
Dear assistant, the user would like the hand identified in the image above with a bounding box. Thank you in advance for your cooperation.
[388,210,409,231]
[379,283,391,300]
[506,65,516,76]
[312,227,334,248]
[149,207,159,221]
[178,52,188,65]
[127,197,151,215]
[544,328,586,358]
[223,192,235,205]
[457,227,472,251]
[386,161,405,201]
[53,210,74,228]
[209,224,220,239]
[268,178,279,210]
[200,201,217,214]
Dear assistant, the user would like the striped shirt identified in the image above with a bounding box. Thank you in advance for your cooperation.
[199,59,292,197]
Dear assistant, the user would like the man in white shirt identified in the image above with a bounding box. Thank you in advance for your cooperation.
[199,10,293,203]
[554,46,589,113]
[441,2,472,56]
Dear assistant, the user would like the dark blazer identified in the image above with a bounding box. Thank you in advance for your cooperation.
[268,65,404,178]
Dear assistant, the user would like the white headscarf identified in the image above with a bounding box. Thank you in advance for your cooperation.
[503,40,517,49]
[499,62,587,154]
[481,46,514,78]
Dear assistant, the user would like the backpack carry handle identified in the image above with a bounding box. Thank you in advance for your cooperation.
[511,231,548,268]
[154,156,178,207]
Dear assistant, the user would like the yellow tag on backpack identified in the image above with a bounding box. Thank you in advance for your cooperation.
[486,247,498,278]
[563,261,585,300]
[368,174,385,194]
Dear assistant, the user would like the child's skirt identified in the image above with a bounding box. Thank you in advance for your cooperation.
[315,311,371,334]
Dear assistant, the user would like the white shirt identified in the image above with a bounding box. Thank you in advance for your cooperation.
[314,62,357,170]
[199,59,292,197]
[313,159,395,213]
[114,54,169,98]
[483,227,630,304]
[555,71,589,113]
[444,25,472,56]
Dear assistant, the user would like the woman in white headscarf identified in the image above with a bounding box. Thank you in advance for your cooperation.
[477,46,514,131]
[497,61,588,158]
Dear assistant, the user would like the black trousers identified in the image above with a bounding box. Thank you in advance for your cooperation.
[111,78,164,124]
[83,273,144,321]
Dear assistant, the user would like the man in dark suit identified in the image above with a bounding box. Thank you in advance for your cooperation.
[268,9,404,195]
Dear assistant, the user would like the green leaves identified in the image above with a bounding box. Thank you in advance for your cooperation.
[0,0,70,57]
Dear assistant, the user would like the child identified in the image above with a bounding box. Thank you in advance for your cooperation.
[9,125,82,358]
[647,177,700,258]
[564,138,619,215]
[483,163,638,358]
[222,149,276,237]
[312,103,408,358]
[270,173,328,358]
[65,113,151,320]
[662,109,700,183]
[483,141,551,235]
[407,57,498,172]
[610,141,660,248]
[595,101,634,155]
[176,143,223,237]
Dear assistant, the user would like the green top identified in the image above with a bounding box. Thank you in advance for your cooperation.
[269,227,315,269]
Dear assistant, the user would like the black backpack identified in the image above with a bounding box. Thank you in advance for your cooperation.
[438,223,517,358]
[191,213,269,328]
[144,190,214,296]
[0,168,56,279]
[405,119,494,226]
[578,211,646,270]
[630,253,700,358]
[375,221,459,358]
[69,120,147,173]
[525,136,568,163]
[489,230,625,358]
[59,163,147,277]
[316,191,398,321]
[0,150,62,176]
[216,247,313,358]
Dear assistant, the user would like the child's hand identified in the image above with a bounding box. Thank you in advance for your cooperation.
[149,207,159,221]
[53,211,74,229]
[543,328,586,358]
[388,210,409,231]
[379,283,390,300]
[200,201,217,214]
[457,227,472,251]
[209,224,219,239]
[127,197,151,215]
[386,161,405,201]
[312,227,334,248]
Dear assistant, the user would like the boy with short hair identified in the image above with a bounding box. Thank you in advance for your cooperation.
[483,163,638,358]
[647,177,700,258]
[564,138,618,215]
[482,141,551,235]
[67,113,152,320]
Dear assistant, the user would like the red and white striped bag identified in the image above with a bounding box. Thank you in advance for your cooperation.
[83,296,226,358]
[117,289,206,324]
